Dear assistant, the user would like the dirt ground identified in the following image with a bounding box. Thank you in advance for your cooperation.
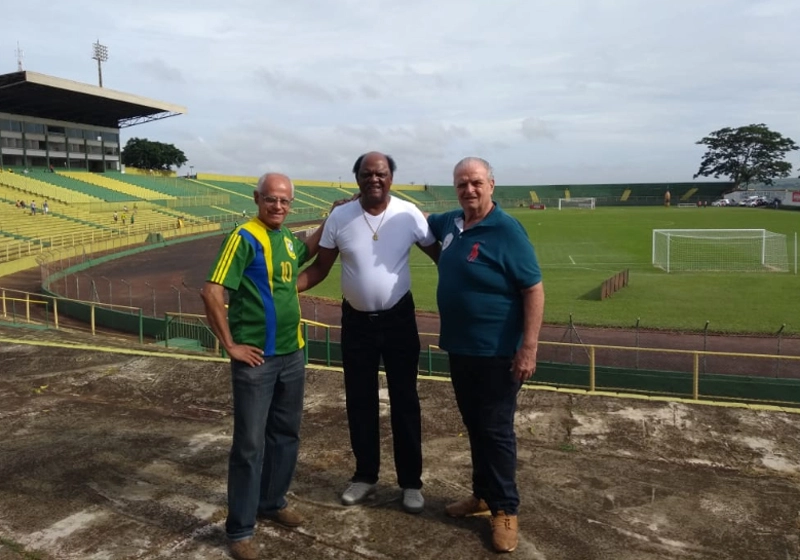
[1,326,799,560]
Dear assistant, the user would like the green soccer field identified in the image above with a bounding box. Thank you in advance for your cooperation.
[304,206,800,334]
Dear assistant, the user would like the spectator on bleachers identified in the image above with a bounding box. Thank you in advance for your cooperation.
[43,201,49,215]
[30,201,36,215]
[121,213,127,225]
[113,211,118,223]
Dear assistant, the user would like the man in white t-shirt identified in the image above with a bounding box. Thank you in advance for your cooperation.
[298,152,439,514]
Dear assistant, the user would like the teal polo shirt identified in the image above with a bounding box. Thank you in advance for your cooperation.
[428,203,542,357]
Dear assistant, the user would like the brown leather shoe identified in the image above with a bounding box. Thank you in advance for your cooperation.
[229,537,258,560]
[259,507,303,528]
[445,495,491,518]
[491,511,519,553]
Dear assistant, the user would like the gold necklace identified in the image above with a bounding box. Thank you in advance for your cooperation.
[361,207,387,241]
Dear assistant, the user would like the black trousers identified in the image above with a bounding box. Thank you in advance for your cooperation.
[340,291,422,489]
[449,354,522,515]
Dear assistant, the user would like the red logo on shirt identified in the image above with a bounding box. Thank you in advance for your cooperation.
[467,243,480,262]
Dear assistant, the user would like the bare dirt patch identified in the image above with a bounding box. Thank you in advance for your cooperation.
[1,326,799,560]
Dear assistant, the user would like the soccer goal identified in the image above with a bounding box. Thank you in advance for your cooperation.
[652,229,789,273]
[558,197,595,210]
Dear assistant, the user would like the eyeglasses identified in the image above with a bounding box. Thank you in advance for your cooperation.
[258,194,294,207]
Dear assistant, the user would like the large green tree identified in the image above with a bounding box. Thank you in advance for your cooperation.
[121,138,188,171]
[693,124,798,189]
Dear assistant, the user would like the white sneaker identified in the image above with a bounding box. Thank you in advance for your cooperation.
[402,488,424,514]
[341,482,377,506]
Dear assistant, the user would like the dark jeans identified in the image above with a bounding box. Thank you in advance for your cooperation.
[225,349,305,541]
[341,291,422,489]
[449,354,522,515]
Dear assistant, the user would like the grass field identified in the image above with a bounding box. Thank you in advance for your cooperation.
[304,206,800,334]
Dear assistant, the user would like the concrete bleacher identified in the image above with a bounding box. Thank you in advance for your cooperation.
[61,172,175,201]
[113,173,215,198]
[0,198,111,251]
[427,182,733,207]
[0,171,99,204]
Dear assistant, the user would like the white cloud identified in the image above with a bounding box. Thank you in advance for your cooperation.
[3,0,800,183]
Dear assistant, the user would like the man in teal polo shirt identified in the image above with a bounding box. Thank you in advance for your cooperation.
[202,172,324,560]
[427,157,544,554]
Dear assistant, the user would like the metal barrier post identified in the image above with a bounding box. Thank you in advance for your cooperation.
[53,298,59,329]
[25,293,30,322]
[693,352,700,400]
[325,327,331,366]
[303,323,309,364]
[589,345,596,392]
[90,303,96,336]
[1,289,6,317]
[427,346,433,375]
[774,324,785,377]
[138,309,143,344]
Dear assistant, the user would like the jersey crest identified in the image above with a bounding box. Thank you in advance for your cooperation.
[284,237,297,260]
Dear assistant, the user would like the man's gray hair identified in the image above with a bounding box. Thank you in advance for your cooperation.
[255,172,295,196]
[453,157,494,180]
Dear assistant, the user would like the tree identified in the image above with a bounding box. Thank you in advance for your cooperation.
[121,138,188,171]
[693,124,798,189]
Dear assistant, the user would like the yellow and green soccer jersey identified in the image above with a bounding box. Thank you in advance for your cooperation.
[207,218,310,356]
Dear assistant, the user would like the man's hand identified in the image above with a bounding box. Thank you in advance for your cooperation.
[511,342,538,382]
[227,343,265,367]
[331,192,360,211]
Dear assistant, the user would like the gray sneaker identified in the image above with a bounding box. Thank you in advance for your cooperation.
[402,488,424,514]
[341,482,377,506]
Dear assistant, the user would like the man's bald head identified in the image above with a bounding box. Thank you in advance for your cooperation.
[256,172,294,197]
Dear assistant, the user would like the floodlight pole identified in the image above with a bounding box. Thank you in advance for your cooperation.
[92,40,109,87]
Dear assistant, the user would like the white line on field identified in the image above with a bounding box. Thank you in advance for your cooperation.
[569,255,576,264]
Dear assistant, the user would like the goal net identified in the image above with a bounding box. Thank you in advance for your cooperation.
[559,197,595,210]
[652,229,789,273]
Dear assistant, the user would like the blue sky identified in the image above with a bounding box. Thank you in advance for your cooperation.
[4,0,800,184]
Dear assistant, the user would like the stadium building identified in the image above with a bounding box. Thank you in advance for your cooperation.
[0,70,185,171]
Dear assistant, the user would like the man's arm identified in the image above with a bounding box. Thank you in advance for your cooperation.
[416,241,440,264]
[511,281,545,382]
[300,218,326,260]
[297,246,339,292]
[200,282,265,367]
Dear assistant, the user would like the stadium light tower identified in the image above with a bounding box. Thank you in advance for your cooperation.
[15,42,24,71]
[92,40,109,87]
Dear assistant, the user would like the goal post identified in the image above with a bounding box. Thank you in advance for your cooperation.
[558,197,595,210]
[652,229,789,273]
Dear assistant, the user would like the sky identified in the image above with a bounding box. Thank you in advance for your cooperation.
[4,0,800,185]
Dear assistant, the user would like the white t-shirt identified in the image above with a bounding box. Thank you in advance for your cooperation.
[320,196,436,312]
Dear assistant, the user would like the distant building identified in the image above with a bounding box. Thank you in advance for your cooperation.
[0,71,185,171]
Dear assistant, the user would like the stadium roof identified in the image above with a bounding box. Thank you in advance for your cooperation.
[0,71,186,129]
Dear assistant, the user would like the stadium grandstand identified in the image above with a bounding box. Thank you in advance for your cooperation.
[0,70,227,273]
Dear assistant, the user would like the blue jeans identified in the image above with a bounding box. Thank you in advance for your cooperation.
[340,292,423,489]
[225,349,305,541]
[449,354,522,515]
